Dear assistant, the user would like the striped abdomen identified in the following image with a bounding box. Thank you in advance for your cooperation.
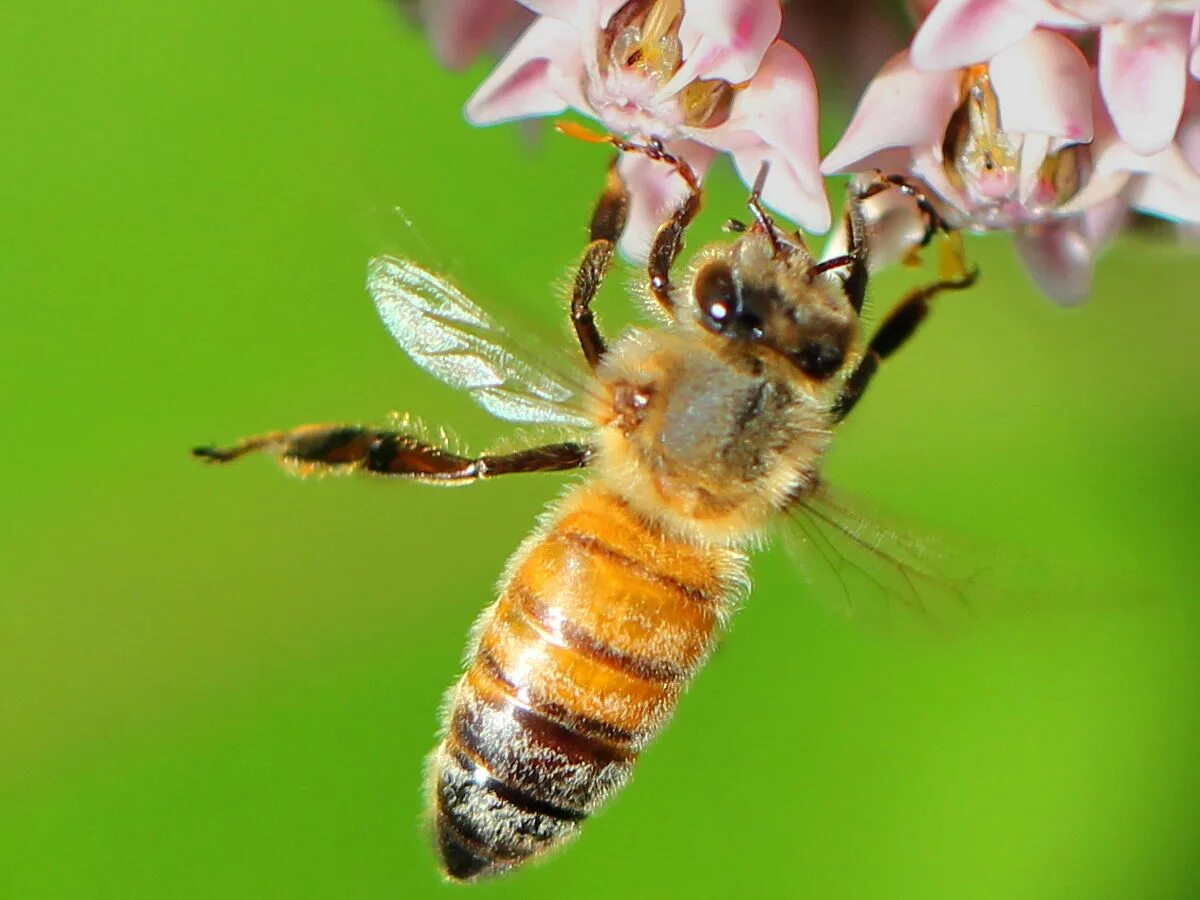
[429,482,745,881]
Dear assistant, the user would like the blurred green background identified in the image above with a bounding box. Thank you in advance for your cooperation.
[3,2,1199,898]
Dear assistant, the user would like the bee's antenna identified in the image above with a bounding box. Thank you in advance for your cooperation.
[747,160,786,255]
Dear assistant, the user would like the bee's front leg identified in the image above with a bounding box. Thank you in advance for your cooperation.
[570,163,629,370]
[643,140,701,316]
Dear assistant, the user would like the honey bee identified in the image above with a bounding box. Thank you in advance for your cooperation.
[194,140,977,881]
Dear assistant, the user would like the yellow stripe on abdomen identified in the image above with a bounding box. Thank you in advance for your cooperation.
[430,482,746,881]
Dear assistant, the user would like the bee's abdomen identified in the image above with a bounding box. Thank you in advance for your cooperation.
[430,484,743,881]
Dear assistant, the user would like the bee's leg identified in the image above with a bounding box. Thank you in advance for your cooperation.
[194,425,591,484]
[809,185,872,314]
[571,163,629,369]
[813,168,961,319]
[852,171,953,248]
[645,142,702,316]
[831,267,979,422]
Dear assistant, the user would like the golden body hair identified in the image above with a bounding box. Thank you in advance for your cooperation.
[429,227,859,878]
[193,151,975,881]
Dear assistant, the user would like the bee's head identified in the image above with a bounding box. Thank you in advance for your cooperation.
[686,223,860,381]
[675,161,861,380]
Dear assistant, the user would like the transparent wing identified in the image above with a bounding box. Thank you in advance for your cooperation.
[367,256,591,430]
[780,483,1017,635]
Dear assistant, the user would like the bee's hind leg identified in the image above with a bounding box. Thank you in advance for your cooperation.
[193,424,591,484]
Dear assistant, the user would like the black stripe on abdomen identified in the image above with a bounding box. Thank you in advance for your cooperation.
[451,681,634,815]
[434,736,582,882]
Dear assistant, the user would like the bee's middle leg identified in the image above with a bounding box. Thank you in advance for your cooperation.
[194,424,591,484]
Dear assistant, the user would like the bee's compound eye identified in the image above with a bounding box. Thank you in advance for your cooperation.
[695,264,739,334]
[793,340,844,378]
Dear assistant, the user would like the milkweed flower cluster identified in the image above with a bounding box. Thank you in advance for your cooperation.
[409,0,1200,303]
[464,0,829,257]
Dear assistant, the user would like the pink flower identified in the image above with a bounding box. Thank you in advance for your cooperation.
[821,27,1197,303]
[1009,196,1128,303]
[1062,84,1200,222]
[910,0,1200,155]
[822,30,1095,231]
[464,0,829,257]
[415,0,534,70]
[1014,90,1200,301]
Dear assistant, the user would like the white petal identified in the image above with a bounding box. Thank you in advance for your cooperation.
[465,17,585,125]
[703,41,829,232]
[669,0,782,88]
[911,150,972,221]
[822,53,960,175]
[1013,218,1098,305]
[910,0,1041,71]
[1017,132,1053,202]
[1063,119,1200,217]
[518,0,577,17]
[1099,15,1191,156]
[1129,166,1200,223]
[1061,169,1133,214]
[520,0,622,22]
[990,30,1094,142]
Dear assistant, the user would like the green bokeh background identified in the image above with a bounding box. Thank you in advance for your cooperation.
[4,3,1199,897]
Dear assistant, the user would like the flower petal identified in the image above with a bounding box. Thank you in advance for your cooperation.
[911,149,971,219]
[616,141,717,261]
[669,0,782,89]
[1100,134,1200,188]
[910,0,1041,71]
[1129,175,1200,222]
[1063,114,1200,217]
[1015,196,1128,304]
[1099,14,1191,156]
[1181,112,1200,175]
[821,52,960,175]
[422,0,532,70]
[519,0,626,24]
[702,41,829,232]
[1060,169,1131,214]
[465,17,586,125]
[1016,132,1053,201]
[518,0,575,16]
[990,30,1093,142]
[1012,216,1097,306]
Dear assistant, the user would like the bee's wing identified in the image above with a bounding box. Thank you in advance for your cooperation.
[780,483,1011,634]
[367,256,591,430]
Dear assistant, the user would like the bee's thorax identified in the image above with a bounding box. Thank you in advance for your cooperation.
[590,328,833,545]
